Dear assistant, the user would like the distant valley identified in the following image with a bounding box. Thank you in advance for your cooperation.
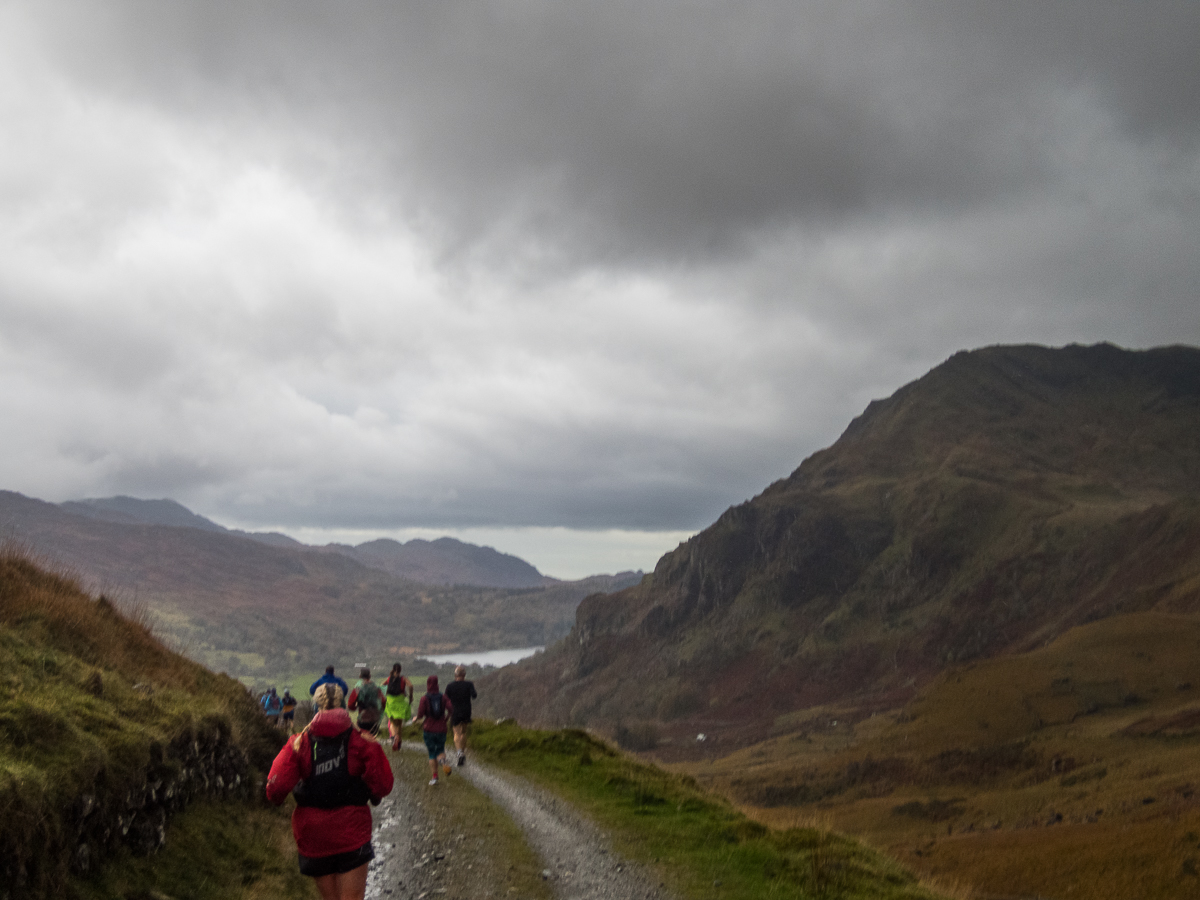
[0,491,640,683]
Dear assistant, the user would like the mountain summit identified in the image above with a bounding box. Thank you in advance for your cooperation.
[59,496,229,533]
[327,536,546,588]
[486,343,1200,749]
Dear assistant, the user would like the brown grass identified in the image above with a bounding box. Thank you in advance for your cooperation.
[672,612,1200,899]
[0,547,201,690]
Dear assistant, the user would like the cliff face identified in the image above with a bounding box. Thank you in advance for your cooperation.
[484,344,1200,753]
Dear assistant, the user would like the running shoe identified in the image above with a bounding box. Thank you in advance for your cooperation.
[428,778,438,786]
[457,753,465,767]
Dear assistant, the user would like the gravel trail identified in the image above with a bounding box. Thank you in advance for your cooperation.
[455,758,670,900]
[363,766,422,900]
[364,744,670,900]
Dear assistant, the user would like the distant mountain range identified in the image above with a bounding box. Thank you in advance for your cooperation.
[53,495,547,588]
[326,537,546,589]
[0,491,641,680]
[483,343,1200,754]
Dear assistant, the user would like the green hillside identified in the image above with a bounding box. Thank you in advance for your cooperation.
[0,551,311,900]
[483,343,1200,750]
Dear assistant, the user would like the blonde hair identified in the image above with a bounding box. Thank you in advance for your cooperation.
[292,683,345,753]
[313,683,344,711]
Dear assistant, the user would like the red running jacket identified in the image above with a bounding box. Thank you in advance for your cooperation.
[266,707,394,858]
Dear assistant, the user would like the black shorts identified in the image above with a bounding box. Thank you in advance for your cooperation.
[450,715,472,727]
[298,842,375,877]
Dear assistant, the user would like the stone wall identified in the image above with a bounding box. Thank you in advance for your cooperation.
[2,715,257,900]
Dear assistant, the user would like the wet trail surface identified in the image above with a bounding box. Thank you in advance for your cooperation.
[364,745,670,900]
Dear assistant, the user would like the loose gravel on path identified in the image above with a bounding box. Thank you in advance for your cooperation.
[457,758,670,900]
[363,765,421,900]
[364,744,671,900]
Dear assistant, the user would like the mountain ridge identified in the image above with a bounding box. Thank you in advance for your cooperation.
[0,490,641,683]
[51,495,551,588]
[482,343,1200,752]
[324,535,548,588]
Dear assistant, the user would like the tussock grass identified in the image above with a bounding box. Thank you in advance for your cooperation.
[473,720,947,900]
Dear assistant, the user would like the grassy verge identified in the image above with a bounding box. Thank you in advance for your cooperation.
[70,799,316,900]
[0,552,292,898]
[470,720,946,900]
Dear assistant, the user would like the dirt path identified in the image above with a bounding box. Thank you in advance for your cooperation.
[364,743,670,900]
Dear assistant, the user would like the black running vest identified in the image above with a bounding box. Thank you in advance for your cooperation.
[292,729,372,809]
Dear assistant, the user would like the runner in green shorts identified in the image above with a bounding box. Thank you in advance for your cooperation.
[383,662,413,751]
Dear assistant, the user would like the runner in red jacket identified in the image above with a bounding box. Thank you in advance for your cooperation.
[267,684,394,900]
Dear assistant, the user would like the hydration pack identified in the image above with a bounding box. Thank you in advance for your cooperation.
[426,691,445,720]
[357,681,383,711]
[292,729,372,809]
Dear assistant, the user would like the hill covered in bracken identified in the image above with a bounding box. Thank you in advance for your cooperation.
[484,343,1200,752]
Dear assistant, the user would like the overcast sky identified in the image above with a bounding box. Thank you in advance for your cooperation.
[2,2,1197,578]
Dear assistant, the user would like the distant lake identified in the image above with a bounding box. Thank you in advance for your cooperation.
[424,646,543,668]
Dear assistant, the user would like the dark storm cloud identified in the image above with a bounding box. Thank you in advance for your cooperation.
[2,1,1198,565]
[34,1,1200,264]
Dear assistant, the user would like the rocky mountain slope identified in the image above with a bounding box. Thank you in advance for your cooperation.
[484,343,1200,751]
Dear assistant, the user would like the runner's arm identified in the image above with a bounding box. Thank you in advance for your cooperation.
[265,735,304,804]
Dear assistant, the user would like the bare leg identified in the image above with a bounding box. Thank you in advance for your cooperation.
[453,723,469,765]
[313,863,369,900]
[313,873,340,900]
[335,864,369,900]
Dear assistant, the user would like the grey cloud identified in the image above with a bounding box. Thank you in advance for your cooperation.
[28,2,1200,266]
[2,1,1198,547]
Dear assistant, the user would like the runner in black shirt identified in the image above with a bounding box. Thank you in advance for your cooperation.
[444,665,477,767]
